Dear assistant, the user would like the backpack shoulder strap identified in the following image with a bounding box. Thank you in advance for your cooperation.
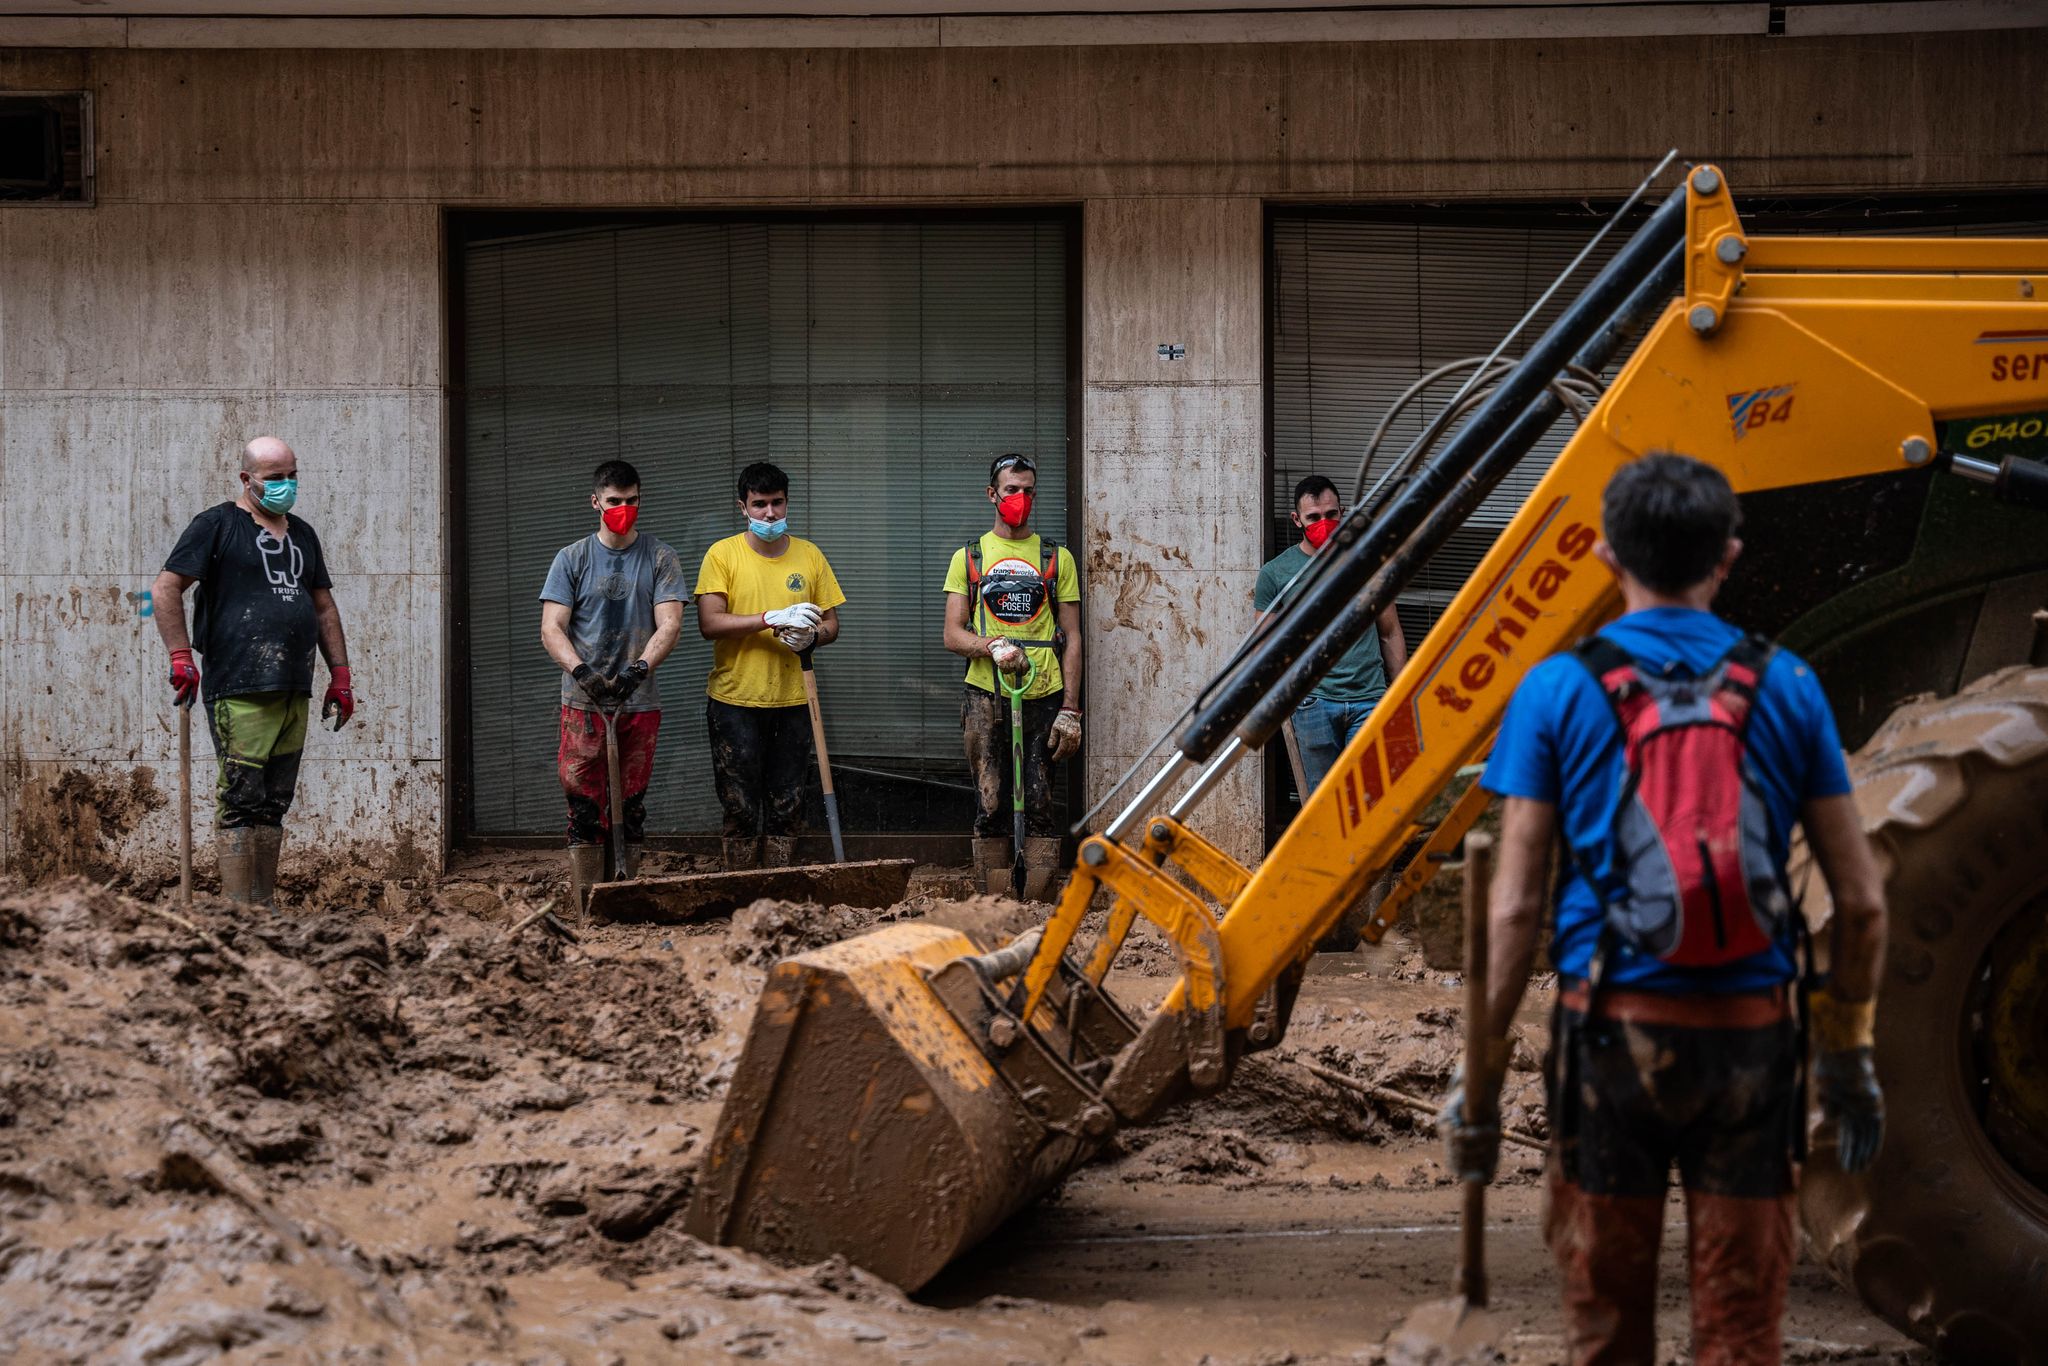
[1041,539,1059,584]
[1571,634,1640,727]
[965,540,983,585]
[1712,633,1776,736]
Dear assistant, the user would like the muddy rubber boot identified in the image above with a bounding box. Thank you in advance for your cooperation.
[619,843,644,881]
[1021,836,1064,903]
[723,836,762,872]
[217,828,256,904]
[568,844,606,916]
[972,838,1014,897]
[763,836,798,868]
[250,827,284,909]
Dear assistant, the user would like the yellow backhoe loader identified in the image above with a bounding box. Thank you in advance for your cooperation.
[686,164,2048,1363]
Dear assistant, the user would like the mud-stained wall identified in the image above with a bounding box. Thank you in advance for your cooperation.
[1,30,2040,875]
[1082,197,1266,863]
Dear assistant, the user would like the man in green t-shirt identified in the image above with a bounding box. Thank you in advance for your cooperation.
[1255,474,1409,798]
[942,453,1083,898]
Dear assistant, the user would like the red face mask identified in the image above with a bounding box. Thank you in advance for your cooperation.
[997,491,1033,529]
[1302,517,1338,549]
[602,504,639,536]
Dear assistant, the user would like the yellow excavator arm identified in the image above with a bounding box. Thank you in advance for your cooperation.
[687,165,2048,1294]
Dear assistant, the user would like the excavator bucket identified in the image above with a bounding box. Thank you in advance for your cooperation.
[684,917,1140,1289]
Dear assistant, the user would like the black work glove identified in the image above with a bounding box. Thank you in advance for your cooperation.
[1816,1045,1884,1174]
[571,663,609,706]
[612,660,650,703]
[1436,1068,1501,1184]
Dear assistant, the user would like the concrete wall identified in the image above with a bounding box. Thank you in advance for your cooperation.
[2,31,2041,878]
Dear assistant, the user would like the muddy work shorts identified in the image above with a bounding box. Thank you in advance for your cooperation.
[961,685,1061,840]
[706,698,811,839]
[206,692,307,829]
[558,706,660,847]
[1545,982,1801,1366]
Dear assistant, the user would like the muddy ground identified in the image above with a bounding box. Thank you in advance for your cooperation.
[0,857,1930,1364]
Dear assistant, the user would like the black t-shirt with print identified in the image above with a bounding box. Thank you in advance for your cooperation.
[164,502,334,703]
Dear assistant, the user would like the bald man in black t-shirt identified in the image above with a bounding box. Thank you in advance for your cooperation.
[153,436,356,908]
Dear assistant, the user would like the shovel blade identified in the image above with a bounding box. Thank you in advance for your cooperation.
[1384,1298,1509,1365]
[585,857,914,922]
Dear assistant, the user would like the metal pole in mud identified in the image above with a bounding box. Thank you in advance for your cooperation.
[178,703,193,908]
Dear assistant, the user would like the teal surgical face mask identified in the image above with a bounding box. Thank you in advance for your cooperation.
[252,476,297,515]
[749,516,787,542]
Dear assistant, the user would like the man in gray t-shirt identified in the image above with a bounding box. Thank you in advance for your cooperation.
[1254,474,1407,800]
[540,459,687,909]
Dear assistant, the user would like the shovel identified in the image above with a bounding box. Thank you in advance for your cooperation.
[178,700,193,908]
[584,649,914,922]
[994,648,1040,896]
[798,648,845,864]
[601,702,627,882]
[1385,831,1508,1363]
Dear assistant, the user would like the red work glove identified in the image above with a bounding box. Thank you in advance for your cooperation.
[322,665,355,731]
[168,648,201,708]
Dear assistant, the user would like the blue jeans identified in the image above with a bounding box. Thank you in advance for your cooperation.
[1291,694,1378,797]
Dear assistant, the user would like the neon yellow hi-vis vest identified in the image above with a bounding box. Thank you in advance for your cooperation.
[942,532,1079,701]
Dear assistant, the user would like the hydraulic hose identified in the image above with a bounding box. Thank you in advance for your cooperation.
[1173,185,1692,764]
[1236,240,1686,750]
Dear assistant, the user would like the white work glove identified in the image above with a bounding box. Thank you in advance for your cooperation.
[1048,707,1083,762]
[776,625,817,653]
[764,602,821,631]
[988,637,1028,675]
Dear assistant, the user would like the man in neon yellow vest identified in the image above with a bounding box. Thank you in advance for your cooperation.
[941,454,1083,897]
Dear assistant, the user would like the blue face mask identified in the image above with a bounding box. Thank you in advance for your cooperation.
[253,477,297,515]
[749,517,788,542]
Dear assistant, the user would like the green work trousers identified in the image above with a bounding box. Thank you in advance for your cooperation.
[207,692,308,829]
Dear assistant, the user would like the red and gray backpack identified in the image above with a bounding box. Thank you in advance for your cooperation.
[1572,633,1797,969]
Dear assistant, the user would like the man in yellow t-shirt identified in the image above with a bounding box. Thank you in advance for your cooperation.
[942,453,1083,898]
[695,461,846,871]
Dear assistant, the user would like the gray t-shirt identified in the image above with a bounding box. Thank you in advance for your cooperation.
[539,532,687,713]
[1254,543,1387,704]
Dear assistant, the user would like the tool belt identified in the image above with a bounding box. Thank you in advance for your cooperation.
[1557,980,1792,1028]
[1552,975,1806,1179]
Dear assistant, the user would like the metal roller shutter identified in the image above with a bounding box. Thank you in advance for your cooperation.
[462,217,1069,837]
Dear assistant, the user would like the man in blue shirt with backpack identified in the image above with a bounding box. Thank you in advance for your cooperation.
[1447,454,1890,1364]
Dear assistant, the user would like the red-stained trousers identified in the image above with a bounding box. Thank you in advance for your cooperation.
[1545,983,1800,1366]
[557,706,660,846]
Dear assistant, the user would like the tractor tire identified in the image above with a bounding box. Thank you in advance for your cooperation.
[1798,664,2048,1364]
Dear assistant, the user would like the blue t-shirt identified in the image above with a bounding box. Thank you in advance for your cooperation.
[1481,607,1852,992]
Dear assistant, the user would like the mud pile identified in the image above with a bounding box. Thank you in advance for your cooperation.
[0,880,1072,1363]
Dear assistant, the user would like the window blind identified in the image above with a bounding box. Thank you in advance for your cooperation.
[463,218,1069,836]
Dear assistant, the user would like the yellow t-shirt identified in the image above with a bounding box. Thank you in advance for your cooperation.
[942,532,1081,701]
[694,533,847,709]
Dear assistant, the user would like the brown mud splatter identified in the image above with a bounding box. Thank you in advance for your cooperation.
[10,766,166,884]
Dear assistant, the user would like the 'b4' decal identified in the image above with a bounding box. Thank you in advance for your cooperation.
[1727,384,1795,441]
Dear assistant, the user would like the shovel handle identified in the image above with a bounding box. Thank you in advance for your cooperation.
[178,702,193,909]
[1458,832,1495,1309]
[799,650,846,864]
[602,707,626,875]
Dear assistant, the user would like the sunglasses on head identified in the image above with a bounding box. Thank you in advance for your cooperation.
[989,454,1037,482]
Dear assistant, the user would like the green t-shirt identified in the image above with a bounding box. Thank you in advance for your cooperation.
[1254,543,1388,704]
[943,532,1081,700]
